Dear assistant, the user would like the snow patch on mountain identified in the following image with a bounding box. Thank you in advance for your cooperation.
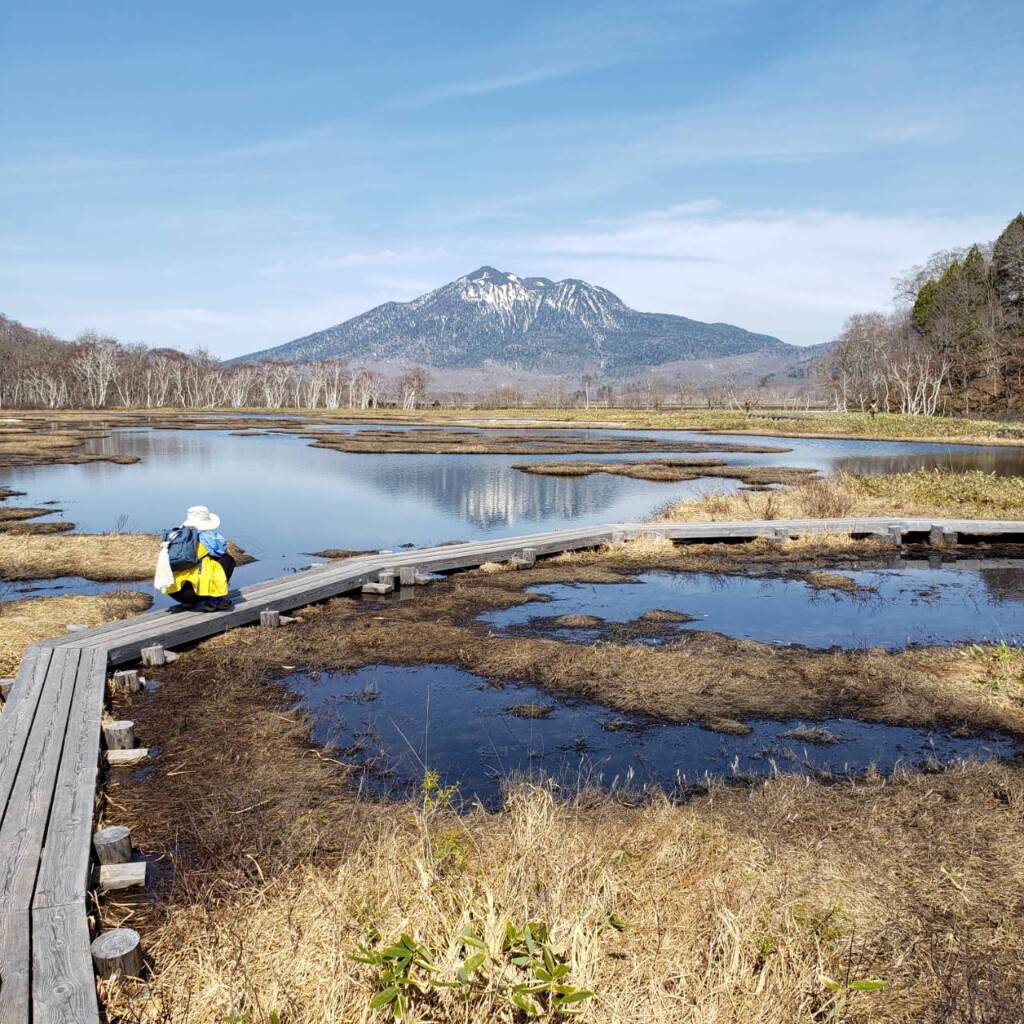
[233,266,795,373]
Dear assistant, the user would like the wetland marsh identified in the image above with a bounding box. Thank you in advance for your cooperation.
[4,413,1024,1023]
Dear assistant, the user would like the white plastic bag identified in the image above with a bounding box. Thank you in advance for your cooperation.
[153,542,174,590]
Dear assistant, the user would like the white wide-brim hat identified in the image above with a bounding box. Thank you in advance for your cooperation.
[183,505,221,531]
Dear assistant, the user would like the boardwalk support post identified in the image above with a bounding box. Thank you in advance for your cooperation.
[513,548,537,569]
[102,721,135,750]
[929,525,944,546]
[93,825,132,865]
[399,565,418,587]
[91,928,144,980]
[140,645,166,667]
[110,669,140,692]
[943,530,958,546]
[260,610,282,628]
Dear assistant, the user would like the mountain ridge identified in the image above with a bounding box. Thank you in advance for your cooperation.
[233,266,798,373]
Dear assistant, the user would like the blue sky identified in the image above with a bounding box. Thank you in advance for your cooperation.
[2,0,1022,356]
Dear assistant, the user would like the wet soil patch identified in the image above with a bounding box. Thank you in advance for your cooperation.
[286,663,1020,806]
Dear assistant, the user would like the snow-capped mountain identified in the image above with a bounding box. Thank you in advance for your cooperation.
[235,266,794,372]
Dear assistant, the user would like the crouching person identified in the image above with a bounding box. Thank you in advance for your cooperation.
[158,505,236,611]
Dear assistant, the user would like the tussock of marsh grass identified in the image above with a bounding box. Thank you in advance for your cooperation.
[0,532,159,580]
[0,533,253,582]
[660,469,1024,523]
[0,590,151,675]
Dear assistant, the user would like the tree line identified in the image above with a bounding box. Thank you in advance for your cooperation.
[821,214,1024,415]
[0,318,433,410]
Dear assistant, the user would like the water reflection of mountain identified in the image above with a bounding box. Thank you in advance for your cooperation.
[835,450,1024,477]
[354,457,625,528]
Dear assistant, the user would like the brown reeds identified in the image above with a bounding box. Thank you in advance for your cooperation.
[0,533,253,581]
[659,469,1024,523]
[0,590,151,675]
[102,630,1024,1023]
[513,458,818,488]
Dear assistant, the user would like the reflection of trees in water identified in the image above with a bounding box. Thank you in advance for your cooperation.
[367,461,621,528]
[836,451,1024,477]
[979,568,1024,603]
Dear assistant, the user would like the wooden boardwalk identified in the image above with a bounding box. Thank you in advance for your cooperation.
[2,516,1023,1021]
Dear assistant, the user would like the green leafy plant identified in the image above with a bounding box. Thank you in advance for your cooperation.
[820,973,888,1021]
[352,919,598,1019]
[350,931,438,1020]
[420,769,459,812]
[500,921,594,1016]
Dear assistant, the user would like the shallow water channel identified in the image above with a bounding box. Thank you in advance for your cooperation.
[286,663,1020,806]
[482,564,1024,650]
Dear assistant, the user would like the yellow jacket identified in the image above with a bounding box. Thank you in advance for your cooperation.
[161,541,229,598]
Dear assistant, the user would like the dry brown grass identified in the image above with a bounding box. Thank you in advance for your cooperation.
[302,428,789,457]
[0,590,151,675]
[0,424,140,468]
[514,458,818,488]
[659,469,1024,523]
[0,534,253,583]
[802,572,876,594]
[0,532,160,580]
[101,635,1024,1024]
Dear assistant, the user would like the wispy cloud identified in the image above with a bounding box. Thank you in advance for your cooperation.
[531,204,1005,344]
[399,63,594,106]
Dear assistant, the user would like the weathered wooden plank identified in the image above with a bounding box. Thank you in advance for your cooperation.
[0,646,48,753]
[0,649,80,1024]
[34,649,109,910]
[32,901,100,1024]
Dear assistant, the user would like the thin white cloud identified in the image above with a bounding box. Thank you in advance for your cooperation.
[400,64,590,106]
[531,204,1005,345]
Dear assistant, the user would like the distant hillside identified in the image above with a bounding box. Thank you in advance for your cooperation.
[234,266,799,373]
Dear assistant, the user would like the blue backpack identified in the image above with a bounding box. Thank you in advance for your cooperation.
[162,525,200,569]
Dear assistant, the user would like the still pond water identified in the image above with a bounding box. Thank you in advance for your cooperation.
[6,421,1024,795]
[2,422,1023,590]
[287,663,1020,806]
[483,566,1024,650]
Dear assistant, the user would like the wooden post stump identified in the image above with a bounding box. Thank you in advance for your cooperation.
[0,678,13,701]
[103,721,135,750]
[929,525,944,546]
[399,565,418,587]
[93,825,132,865]
[91,928,143,980]
[888,526,903,546]
[110,669,140,692]
[141,645,165,667]
[513,548,537,569]
[611,532,625,545]
[260,609,282,628]
[943,530,958,546]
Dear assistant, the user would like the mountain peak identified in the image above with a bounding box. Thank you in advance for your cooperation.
[464,266,517,285]
[234,267,792,372]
